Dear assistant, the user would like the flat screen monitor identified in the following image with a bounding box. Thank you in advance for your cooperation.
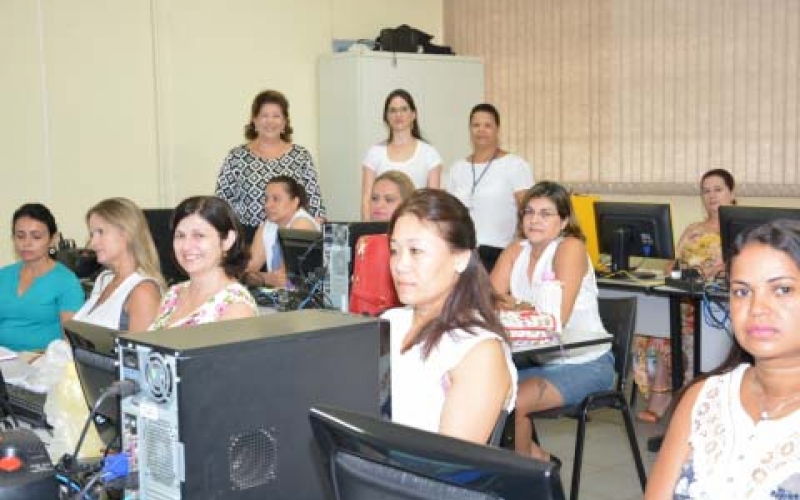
[719,205,800,263]
[63,320,121,448]
[143,208,187,285]
[594,201,675,272]
[310,405,565,500]
[278,228,324,287]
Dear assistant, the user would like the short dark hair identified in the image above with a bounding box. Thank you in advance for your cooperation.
[244,90,293,142]
[517,181,584,241]
[389,189,508,358]
[12,203,58,236]
[383,89,423,142]
[171,196,248,279]
[469,103,501,127]
[267,175,308,210]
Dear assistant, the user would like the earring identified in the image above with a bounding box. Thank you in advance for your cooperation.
[49,247,58,257]
[455,260,467,274]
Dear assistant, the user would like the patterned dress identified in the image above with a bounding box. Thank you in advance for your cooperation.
[148,282,257,329]
[215,144,327,228]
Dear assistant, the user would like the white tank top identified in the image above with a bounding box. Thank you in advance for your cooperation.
[73,270,157,330]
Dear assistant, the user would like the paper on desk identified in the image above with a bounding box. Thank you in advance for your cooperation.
[0,357,34,384]
[0,346,17,361]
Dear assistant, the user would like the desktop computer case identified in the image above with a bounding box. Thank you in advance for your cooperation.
[117,310,386,500]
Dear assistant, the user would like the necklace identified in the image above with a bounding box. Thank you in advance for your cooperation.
[753,374,800,421]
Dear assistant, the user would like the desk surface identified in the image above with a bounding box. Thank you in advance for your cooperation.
[511,337,612,367]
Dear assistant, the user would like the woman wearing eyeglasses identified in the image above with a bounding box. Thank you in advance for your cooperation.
[490,181,613,464]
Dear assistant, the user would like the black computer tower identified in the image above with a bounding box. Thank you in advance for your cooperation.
[117,310,387,500]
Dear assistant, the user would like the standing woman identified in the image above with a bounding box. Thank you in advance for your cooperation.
[361,89,442,221]
[149,196,257,329]
[0,203,84,351]
[216,90,326,242]
[73,198,164,331]
[448,103,533,273]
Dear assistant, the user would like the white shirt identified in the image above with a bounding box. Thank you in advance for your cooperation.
[385,307,517,434]
[73,270,157,330]
[448,153,533,248]
[362,141,442,188]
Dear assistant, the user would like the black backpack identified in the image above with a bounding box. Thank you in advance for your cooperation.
[374,24,453,55]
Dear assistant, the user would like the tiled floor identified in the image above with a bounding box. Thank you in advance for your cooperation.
[529,398,667,500]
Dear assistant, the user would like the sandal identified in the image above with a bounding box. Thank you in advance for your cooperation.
[637,409,660,424]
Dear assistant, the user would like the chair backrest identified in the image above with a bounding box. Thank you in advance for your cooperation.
[487,409,509,447]
[597,296,638,392]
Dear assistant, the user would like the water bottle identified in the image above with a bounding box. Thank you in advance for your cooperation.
[534,271,563,332]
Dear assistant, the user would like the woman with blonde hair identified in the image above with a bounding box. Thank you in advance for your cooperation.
[73,197,163,331]
[369,170,416,222]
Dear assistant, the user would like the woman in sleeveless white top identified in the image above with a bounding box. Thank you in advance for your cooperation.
[74,270,160,330]
[646,219,800,499]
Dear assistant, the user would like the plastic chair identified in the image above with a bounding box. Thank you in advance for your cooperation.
[526,296,647,500]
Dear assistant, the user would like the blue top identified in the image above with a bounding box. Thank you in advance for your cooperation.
[0,261,85,351]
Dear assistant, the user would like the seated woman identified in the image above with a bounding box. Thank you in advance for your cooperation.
[490,181,613,462]
[645,219,800,499]
[369,170,415,222]
[244,175,320,288]
[0,203,84,351]
[149,196,257,329]
[73,198,163,331]
[385,189,516,444]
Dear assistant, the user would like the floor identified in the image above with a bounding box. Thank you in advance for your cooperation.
[528,394,667,500]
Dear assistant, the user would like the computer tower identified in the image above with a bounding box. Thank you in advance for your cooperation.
[117,310,387,500]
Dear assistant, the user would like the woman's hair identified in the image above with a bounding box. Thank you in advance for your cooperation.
[171,196,248,279]
[517,181,584,241]
[86,197,165,289]
[267,175,308,210]
[701,168,737,205]
[373,170,416,201]
[244,89,293,142]
[388,188,508,358]
[469,102,501,127]
[383,89,422,142]
[12,203,58,237]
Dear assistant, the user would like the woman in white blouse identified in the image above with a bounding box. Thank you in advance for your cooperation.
[360,89,442,221]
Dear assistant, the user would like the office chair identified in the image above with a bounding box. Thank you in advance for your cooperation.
[526,296,647,500]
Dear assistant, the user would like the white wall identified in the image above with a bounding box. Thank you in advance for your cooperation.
[0,0,443,261]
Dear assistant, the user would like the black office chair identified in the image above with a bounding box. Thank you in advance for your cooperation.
[526,296,647,500]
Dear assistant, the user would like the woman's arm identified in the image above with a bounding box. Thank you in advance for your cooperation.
[289,217,317,231]
[644,381,703,499]
[125,281,162,332]
[552,237,589,325]
[361,167,376,221]
[426,165,442,189]
[489,243,520,297]
[214,151,240,205]
[439,339,512,444]
[246,224,267,274]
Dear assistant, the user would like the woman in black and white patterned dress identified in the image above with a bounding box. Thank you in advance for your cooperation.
[215,90,326,243]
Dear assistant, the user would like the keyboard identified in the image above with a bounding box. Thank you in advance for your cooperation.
[5,384,50,427]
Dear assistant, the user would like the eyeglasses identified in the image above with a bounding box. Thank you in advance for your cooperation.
[521,208,560,220]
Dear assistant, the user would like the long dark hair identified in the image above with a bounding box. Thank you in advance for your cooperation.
[383,89,423,143]
[389,189,508,358]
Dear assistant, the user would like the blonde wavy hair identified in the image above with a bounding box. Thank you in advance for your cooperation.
[86,197,165,290]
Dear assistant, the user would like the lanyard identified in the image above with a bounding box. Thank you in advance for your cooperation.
[470,150,498,196]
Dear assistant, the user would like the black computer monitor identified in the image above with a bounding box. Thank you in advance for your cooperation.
[309,405,565,500]
[594,201,675,272]
[143,208,187,285]
[278,228,324,287]
[63,320,120,447]
[719,205,800,263]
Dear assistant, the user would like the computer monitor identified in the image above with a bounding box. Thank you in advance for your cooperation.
[310,405,565,500]
[63,320,121,447]
[142,208,187,285]
[719,205,800,263]
[594,201,675,272]
[278,228,324,287]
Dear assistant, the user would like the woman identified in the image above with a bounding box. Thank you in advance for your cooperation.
[244,175,320,288]
[645,219,800,499]
[490,181,613,462]
[385,189,516,444]
[369,170,415,222]
[448,103,533,272]
[215,89,326,241]
[361,89,442,221]
[0,203,84,351]
[149,196,257,329]
[73,198,164,331]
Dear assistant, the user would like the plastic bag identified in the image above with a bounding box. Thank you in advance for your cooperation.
[20,339,72,392]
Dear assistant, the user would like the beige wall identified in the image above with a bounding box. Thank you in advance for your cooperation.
[0,0,443,261]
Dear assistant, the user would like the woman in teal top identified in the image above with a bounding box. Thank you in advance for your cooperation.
[0,203,84,351]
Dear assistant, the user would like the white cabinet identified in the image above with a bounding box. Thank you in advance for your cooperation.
[318,51,484,220]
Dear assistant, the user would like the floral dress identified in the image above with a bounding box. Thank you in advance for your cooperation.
[148,282,257,330]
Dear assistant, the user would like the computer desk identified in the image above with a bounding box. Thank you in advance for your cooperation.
[512,337,613,369]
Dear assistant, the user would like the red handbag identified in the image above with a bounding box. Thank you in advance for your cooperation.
[349,234,401,316]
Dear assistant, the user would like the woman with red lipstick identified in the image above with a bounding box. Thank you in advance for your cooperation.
[0,203,84,351]
[490,181,613,463]
[645,219,800,499]
[385,189,516,445]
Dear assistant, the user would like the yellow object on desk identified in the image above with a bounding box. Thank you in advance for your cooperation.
[571,193,601,270]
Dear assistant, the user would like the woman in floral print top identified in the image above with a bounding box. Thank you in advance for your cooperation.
[148,196,257,330]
